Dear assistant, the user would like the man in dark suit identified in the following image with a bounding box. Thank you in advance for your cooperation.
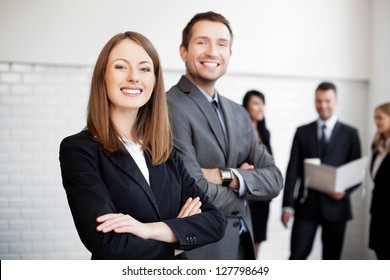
[281,82,361,260]
[167,11,283,259]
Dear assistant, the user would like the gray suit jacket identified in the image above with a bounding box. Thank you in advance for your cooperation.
[167,76,283,259]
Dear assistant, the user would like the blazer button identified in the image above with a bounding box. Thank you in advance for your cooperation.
[233,221,240,228]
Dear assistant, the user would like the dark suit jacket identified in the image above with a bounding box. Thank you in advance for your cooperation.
[282,121,361,222]
[167,76,283,259]
[369,153,390,253]
[59,130,226,260]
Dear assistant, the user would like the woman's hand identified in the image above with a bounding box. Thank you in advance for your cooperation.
[96,213,177,243]
[96,197,203,255]
[177,197,202,218]
[96,213,151,239]
[174,197,202,256]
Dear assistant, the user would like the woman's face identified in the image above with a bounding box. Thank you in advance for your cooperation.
[105,39,155,114]
[247,95,265,122]
[374,108,390,135]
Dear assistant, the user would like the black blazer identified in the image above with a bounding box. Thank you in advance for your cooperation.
[59,130,226,259]
[370,153,390,216]
[282,121,361,222]
[369,153,390,253]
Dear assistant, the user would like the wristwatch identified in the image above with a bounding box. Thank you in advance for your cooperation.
[219,168,233,186]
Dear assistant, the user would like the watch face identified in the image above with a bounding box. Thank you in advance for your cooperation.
[221,170,233,180]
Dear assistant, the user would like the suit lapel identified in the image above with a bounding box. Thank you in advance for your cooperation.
[308,122,321,158]
[145,152,166,209]
[108,150,161,218]
[178,76,228,157]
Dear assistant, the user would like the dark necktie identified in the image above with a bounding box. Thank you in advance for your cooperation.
[319,124,327,158]
[212,100,228,148]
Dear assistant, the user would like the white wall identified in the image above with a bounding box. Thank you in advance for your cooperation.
[369,0,390,126]
[0,0,369,79]
[0,0,388,260]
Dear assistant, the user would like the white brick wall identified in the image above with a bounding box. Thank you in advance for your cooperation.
[0,62,373,259]
[0,62,90,260]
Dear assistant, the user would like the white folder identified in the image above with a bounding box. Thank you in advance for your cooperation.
[304,157,368,193]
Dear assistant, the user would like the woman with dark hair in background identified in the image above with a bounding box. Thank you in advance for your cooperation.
[59,31,226,259]
[369,102,390,260]
[242,90,273,258]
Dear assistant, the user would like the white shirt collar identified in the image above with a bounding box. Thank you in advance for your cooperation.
[317,114,338,141]
[122,138,142,148]
[193,83,220,104]
[317,114,337,130]
[121,138,150,185]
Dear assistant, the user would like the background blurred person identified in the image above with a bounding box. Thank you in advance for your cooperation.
[243,90,273,258]
[369,102,390,260]
[281,82,361,259]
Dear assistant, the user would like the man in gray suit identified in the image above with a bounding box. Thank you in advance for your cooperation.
[167,11,283,259]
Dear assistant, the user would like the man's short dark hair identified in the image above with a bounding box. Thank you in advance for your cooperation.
[181,11,233,49]
[316,82,337,94]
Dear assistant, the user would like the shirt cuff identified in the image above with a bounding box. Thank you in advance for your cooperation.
[283,207,295,214]
[231,168,246,197]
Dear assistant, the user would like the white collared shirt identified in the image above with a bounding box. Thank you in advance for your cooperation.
[122,139,150,185]
[317,114,338,141]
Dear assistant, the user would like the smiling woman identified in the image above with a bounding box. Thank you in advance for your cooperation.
[58,31,226,260]
[105,39,155,124]
[86,32,168,161]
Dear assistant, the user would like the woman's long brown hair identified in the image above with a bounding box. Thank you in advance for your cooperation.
[87,31,172,165]
[372,102,390,154]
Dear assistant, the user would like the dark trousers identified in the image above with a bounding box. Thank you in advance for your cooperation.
[238,231,256,260]
[289,217,347,260]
